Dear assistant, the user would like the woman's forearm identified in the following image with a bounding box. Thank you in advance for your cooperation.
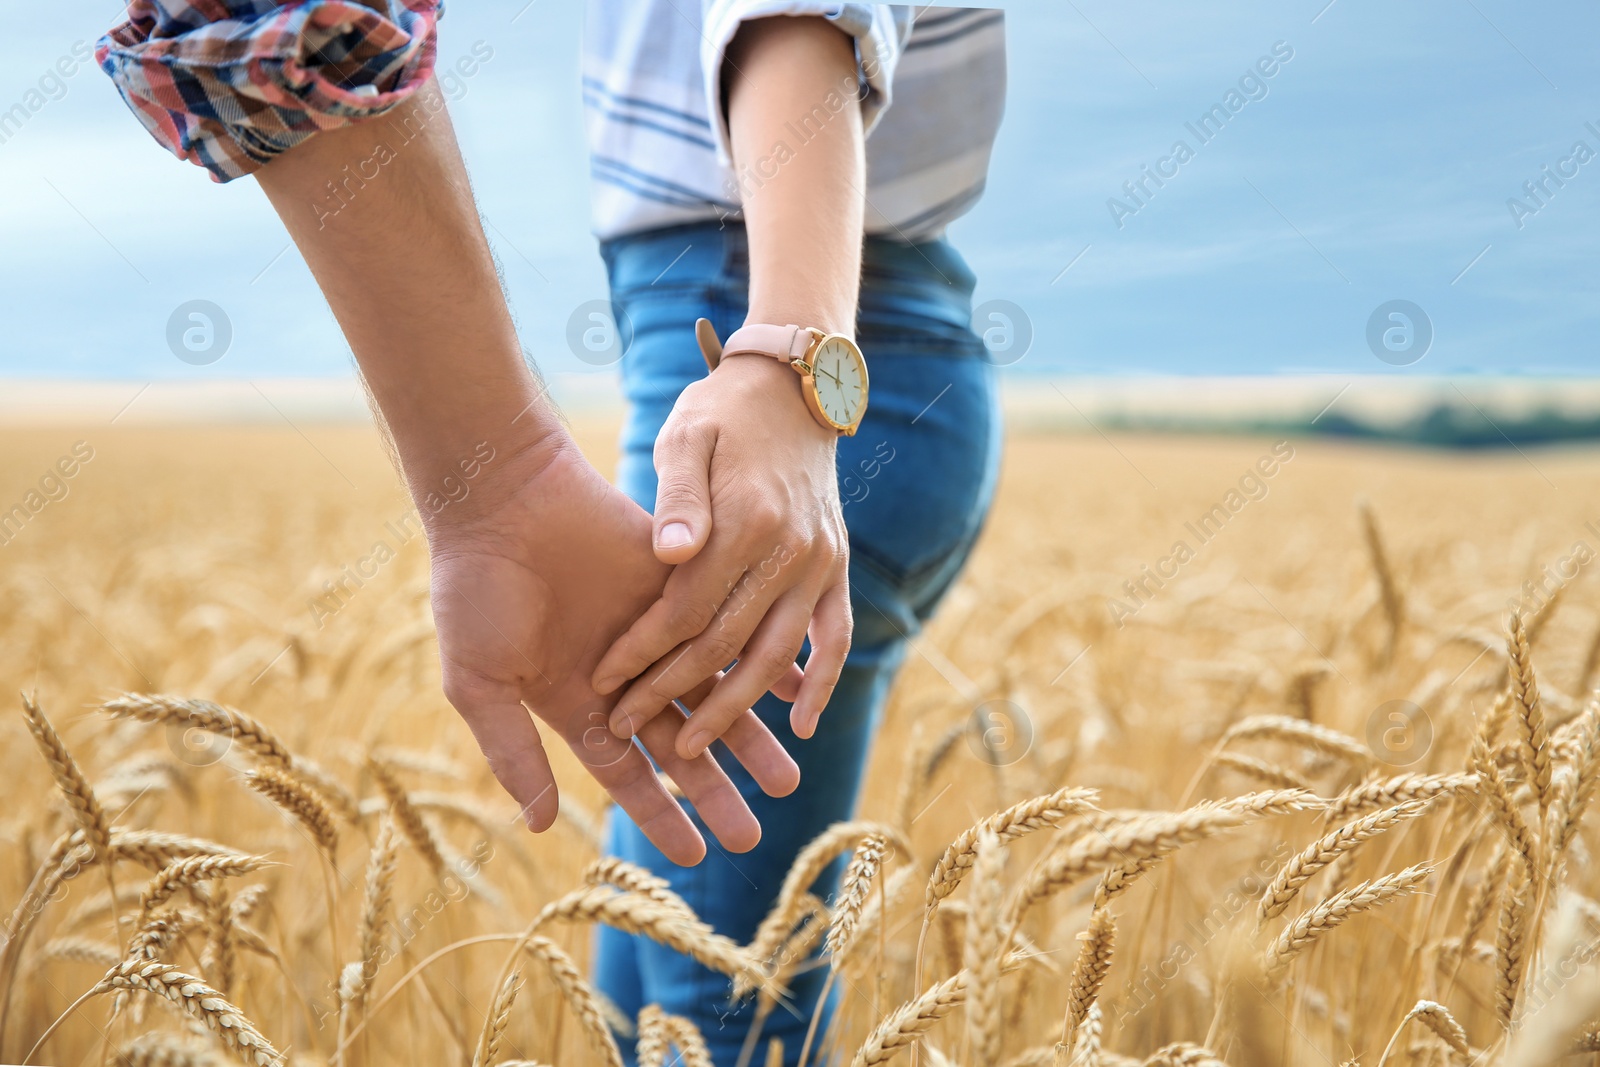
[726,17,866,336]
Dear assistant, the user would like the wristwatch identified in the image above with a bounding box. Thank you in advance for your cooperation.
[694,318,869,436]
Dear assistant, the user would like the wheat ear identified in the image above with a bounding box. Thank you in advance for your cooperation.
[140,854,272,917]
[965,830,1006,1065]
[666,1014,714,1067]
[1257,798,1434,924]
[1322,772,1477,824]
[111,829,248,871]
[36,937,121,967]
[1495,862,1531,1029]
[535,886,763,988]
[1544,699,1599,883]
[345,814,398,1018]
[1359,498,1404,659]
[1015,808,1246,920]
[1400,999,1472,1064]
[1089,793,1310,909]
[1263,863,1433,979]
[1470,735,1540,881]
[637,1004,671,1067]
[1507,612,1554,814]
[1143,1043,1228,1066]
[926,787,1098,907]
[524,935,625,1067]
[584,856,696,920]
[102,694,293,768]
[91,959,283,1064]
[473,969,522,1067]
[853,969,969,1066]
[245,766,338,853]
[1220,716,1370,764]
[1061,905,1115,1048]
[1214,752,1311,791]
[749,821,906,969]
[368,758,446,876]
[22,693,111,858]
[114,1033,216,1066]
[828,832,888,958]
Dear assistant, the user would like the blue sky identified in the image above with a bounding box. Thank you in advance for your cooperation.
[1,0,1596,380]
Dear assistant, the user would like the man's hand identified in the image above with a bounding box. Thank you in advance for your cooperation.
[252,82,802,865]
[591,354,852,760]
[428,438,800,865]
[590,14,866,759]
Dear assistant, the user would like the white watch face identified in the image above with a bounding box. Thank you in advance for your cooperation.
[811,337,867,427]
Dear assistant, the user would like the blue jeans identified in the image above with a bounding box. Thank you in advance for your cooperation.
[594,221,1002,1067]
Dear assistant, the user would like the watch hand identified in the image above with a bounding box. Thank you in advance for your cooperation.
[818,365,843,387]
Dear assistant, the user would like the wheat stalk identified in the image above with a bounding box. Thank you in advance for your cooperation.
[112,830,249,871]
[1085,797,1311,911]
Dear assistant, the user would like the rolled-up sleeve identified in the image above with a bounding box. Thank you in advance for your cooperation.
[97,0,443,183]
[699,1,910,166]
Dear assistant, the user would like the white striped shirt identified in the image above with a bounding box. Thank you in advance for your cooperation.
[581,3,1006,242]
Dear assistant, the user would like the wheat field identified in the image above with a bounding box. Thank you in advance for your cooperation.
[3,420,1600,1067]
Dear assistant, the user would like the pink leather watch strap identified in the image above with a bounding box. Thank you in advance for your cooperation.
[721,323,815,364]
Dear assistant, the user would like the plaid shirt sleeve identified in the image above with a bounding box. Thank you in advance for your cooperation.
[97,1,443,183]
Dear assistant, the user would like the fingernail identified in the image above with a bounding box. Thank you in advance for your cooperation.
[683,731,707,757]
[595,674,622,695]
[610,710,635,738]
[657,521,693,549]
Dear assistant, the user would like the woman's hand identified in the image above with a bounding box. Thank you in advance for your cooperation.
[590,13,866,761]
[590,355,853,759]
[428,436,801,866]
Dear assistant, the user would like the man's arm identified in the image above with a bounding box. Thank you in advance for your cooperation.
[593,16,865,757]
[254,84,801,865]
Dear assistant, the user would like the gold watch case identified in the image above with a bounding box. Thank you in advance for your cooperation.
[792,329,869,436]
